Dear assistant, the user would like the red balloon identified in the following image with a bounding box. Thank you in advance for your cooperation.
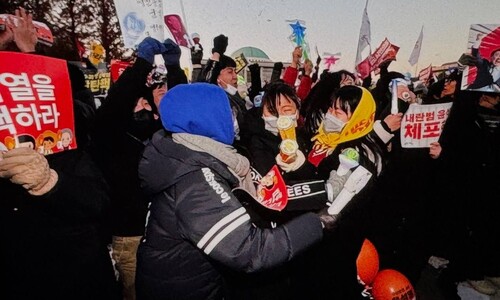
[356,238,379,285]
[371,269,416,300]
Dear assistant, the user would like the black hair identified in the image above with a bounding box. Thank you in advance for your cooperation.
[261,81,301,117]
[301,70,355,139]
[18,134,36,148]
[334,85,362,114]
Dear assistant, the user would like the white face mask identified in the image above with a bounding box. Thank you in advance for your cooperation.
[220,79,238,96]
[262,115,279,135]
[224,84,238,96]
[323,112,346,133]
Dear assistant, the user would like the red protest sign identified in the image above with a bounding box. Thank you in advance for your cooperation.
[255,165,288,211]
[110,59,131,83]
[0,52,76,154]
[164,14,190,47]
[356,38,399,79]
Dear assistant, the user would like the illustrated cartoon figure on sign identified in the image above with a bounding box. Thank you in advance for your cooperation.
[4,134,36,150]
[57,128,74,150]
[36,130,58,155]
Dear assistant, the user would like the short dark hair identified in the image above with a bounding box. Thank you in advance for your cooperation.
[261,81,301,117]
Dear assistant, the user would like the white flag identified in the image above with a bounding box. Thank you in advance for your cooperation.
[408,26,424,66]
[355,0,371,66]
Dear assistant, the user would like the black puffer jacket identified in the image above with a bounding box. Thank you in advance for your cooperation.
[135,130,324,300]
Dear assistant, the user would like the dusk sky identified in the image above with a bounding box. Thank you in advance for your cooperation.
[171,0,500,76]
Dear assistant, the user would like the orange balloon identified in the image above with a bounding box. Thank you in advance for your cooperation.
[371,269,416,300]
[356,238,379,285]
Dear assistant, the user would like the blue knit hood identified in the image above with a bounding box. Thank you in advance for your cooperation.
[159,83,234,145]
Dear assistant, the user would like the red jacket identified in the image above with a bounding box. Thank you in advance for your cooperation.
[282,66,312,101]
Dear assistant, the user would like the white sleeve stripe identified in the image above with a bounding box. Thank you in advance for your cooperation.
[197,207,247,249]
[288,190,326,200]
[203,214,251,255]
[287,180,324,187]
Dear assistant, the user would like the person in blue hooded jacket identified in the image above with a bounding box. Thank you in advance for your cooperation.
[134,83,352,300]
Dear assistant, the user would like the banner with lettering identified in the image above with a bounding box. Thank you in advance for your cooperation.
[84,71,111,95]
[0,52,76,154]
[418,64,433,84]
[401,102,452,148]
[357,38,400,79]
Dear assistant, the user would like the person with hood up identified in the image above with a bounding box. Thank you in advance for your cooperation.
[197,34,255,153]
[134,83,356,300]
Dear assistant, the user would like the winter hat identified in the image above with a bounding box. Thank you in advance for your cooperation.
[215,55,236,76]
[160,83,234,145]
[191,32,200,40]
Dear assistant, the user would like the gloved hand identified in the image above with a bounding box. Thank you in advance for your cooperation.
[0,147,58,195]
[317,207,340,233]
[325,169,351,202]
[275,149,306,173]
[137,37,167,64]
[270,62,284,83]
[212,34,228,54]
[162,38,182,66]
[248,63,260,75]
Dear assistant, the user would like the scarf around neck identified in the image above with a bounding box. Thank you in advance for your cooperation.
[308,87,376,166]
[172,133,256,196]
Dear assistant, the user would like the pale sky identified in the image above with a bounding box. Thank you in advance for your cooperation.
[171,0,500,76]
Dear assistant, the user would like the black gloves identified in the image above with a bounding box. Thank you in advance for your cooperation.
[212,34,228,54]
[248,63,260,74]
[317,207,340,233]
[270,62,284,83]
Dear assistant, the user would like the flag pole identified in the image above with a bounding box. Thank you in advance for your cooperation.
[355,0,371,70]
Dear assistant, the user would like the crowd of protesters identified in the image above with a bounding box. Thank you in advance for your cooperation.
[1,6,499,300]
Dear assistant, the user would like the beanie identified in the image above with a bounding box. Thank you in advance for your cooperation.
[212,55,236,79]
[191,32,200,40]
[159,83,234,145]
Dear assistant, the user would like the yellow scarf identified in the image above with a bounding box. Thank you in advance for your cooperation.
[311,87,376,157]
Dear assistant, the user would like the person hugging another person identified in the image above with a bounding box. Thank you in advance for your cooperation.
[134,83,364,300]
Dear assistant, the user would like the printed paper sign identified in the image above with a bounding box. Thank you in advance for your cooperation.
[0,52,76,154]
[234,53,249,74]
[401,102,452,148]
[114,1,164,48]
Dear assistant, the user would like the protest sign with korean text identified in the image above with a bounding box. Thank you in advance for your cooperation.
[401,102,452,148]
[0,52,76,154]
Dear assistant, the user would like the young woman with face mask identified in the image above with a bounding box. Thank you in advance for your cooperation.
[243,81,349,227]
[249,81,317,181]
[296,85,398,300]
